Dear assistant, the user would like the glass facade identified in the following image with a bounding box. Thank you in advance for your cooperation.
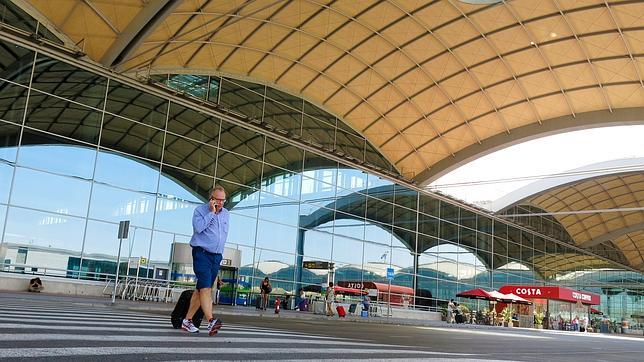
[0,25,642,328]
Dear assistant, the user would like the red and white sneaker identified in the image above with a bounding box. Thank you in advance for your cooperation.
[207,318,223,336]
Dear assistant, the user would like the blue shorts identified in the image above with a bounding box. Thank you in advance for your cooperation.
[192,246,223,290]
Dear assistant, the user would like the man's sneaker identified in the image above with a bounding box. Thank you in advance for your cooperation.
[207,318,223,336]
[181,319,199,333]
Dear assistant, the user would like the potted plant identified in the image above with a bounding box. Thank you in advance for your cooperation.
[459,303,470,323]
[501,306,514,327]
[534,311,544,329]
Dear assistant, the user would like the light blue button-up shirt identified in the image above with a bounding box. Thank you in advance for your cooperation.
[189,203,229,254]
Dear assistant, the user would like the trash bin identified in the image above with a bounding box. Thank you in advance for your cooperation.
[621,319,630,334]
[600,322,609,333]
[361,310,368,317]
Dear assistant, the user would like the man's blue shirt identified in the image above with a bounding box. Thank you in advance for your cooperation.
[189,203,229,254]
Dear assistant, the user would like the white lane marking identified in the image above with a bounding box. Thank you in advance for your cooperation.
[416,327,552,340]
[0,323,351,339]
[0,333,398,348]
[0,347,475,358]
[0,309,162,322]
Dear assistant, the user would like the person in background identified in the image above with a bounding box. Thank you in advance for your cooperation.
[182,185,229,336]
[260,277,272,310]
[296,289,306,311]
[325,282,335,316]
[362,289,370,312]
[447,299,456,324]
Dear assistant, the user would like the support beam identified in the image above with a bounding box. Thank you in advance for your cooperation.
[579,223,644,248]
[100,0,180,68]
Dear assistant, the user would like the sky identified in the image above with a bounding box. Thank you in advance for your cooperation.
[428,125,644,209]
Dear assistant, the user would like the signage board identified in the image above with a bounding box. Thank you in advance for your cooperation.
[303,261,333,269]
[386,267,394,280]
[499,285,600,305]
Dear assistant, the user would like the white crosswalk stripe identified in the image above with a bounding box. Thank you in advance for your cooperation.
[0,300,475,360]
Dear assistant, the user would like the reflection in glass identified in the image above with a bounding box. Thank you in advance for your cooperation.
[255,219,296,254]
[152,195,197,236]
[263,99,301,133]
[251,248,295,285]
[258,191,299,227]
[25,90,102,145]
[302,227,332,261]
[0,81,28,124]
[0,123,19,162]
[106,80,168,129]
[101,114,164,162]
[216,151,262,188]
[150,230,174,265]
[333,234,365,265]
[167,103,220,147]
[0,39,34,85]
[11,167,91,217]
[163,134,217,176]
[0,162,12,204]
[89,183,155,228]
[219,79,264,121]
[263,138,303,173]
[31,54,107,109]
[218,123,264,159]
[18,143,96,180]
[3,206,85,255]
[160,165,212,202]
[95,150,159,193]
[82,219,120,258]
[227,213,257,247]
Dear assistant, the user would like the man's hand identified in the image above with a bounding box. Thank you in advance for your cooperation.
[209,198,217,213]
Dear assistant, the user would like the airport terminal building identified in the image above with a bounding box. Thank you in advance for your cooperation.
[0,0,642,328]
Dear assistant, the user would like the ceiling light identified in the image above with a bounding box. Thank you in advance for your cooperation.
[550,32,557,38]
[530,41,535,46]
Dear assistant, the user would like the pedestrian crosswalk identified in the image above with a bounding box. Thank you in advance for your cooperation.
[0,298,475,361]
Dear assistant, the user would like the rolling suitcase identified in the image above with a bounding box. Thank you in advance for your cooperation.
[336,305,346,318]
[170,290,204,329]
[348,303,357,314]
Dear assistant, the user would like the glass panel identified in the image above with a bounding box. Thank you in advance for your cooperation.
[18,138,96,179]
[219,79,264,121]
[461,209,476,229]
[394,184,417,210]
[303,101,336,129]
[0,81,28,124]
[216,151,262,189]
[153,195,198,236]
[94,150,159,193]
[365,196,393,225]
[303,228,333,261]
[207,77,219,103]
[120,227,152,276]
[225,182,259,218]
[218,122,264,159]
[105,80,168,129]
[266,87,302,111]
[440,201,459,223]
[261,168,301,201]
[392,237,415,270]
[0,121,20,161]
[478,214,492,234]
[0,204,5,240]
[418,213,438,237]
[150,230,174,266]
[89,183,155,228]
[263,99,301,133]
[3,206,84,261]
[100,114,164,162]
[440,220,458,242]
[163,134,217,176]
[167,74,208,99]
[367,175,393,200]
[252,249,294,285]
[418,193,439,217]
[82,219,120,263]
[336,168,367,195]
[31,54,107,109]
[301,114,334,148]
[0,39,33,85]
[393,205,416,231]
[167,103,220,147]
[263,138,303,173]
[335,129,365,162]
[257,191,299,227]
[303,149,336,171]
[364,143,392,171]
[256,219,296,254]
[0,162,11,204]
[25,90,101,144]
[417,234,438,254]
[227,213,257,247]
[11,167,91,217]
[333,234,364,265]
[160,165,213,202]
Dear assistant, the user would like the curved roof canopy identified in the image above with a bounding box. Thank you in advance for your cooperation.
[22,0,644,184]
[496,159,644,271]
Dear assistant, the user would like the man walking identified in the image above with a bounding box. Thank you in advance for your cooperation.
[182,185,229,336]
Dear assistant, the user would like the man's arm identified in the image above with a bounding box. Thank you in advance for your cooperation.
[192,207,214,233]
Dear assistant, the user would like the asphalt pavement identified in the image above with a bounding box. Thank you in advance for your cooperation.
[0,291,642,361]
